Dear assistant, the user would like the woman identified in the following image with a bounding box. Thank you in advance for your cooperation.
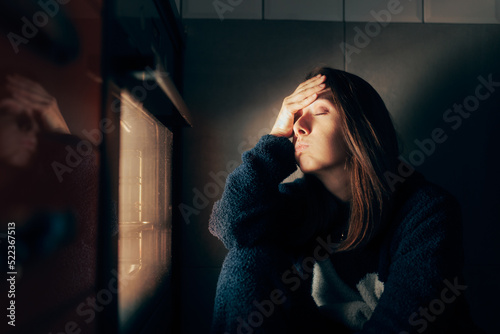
[0,74,72,224]
[209,67,474,333]
[0,73,70,185]
[0,74,99,334]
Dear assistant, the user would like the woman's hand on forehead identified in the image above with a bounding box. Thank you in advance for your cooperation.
[5,74,70,134]
[270,74,326,138]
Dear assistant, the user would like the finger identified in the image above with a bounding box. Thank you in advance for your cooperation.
[0,98,28,114]
[6,78,51,100]
[291,92,318,110]
[6,74,50,98]
[299,74,324,86]
[7,88,52,108]
[291,77,326,99]
[287,82,325,104]
[6,83,53,106]
[294,74,326,92]
[281,93,318,119]
[6,81,52,103]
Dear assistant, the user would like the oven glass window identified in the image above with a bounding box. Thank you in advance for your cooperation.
[117,90,172,331]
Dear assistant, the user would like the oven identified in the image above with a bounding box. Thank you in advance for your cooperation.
[0,0,188,333]
[100,0,189,332]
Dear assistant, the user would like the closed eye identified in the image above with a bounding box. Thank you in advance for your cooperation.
[313,109,329,116]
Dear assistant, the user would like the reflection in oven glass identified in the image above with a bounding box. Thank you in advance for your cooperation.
[117,90,172,331]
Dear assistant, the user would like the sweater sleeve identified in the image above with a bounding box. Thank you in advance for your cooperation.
[208,134,298,249]
[359,184,464,334]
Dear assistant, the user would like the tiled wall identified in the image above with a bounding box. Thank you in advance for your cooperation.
[424,0,500,23]
[179,0,500,23]
[265,0,343,21]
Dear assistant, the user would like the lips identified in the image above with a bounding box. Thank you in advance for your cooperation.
[20,138,37,151]
[295,143,309,153]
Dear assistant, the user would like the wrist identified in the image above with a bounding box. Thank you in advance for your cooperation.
[269,129,290,138]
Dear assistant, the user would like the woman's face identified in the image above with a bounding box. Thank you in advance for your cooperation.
[292,89,348,175]
[0,98,39,168]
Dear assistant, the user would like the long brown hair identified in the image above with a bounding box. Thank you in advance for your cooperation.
[304,67,400,252]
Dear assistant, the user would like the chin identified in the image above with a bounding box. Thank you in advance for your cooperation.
[297,161,319,174]
[9,152,34,168]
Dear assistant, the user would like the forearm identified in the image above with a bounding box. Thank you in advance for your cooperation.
[208,134,297,249]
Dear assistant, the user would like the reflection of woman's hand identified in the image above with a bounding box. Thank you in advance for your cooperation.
[270,74,326,138]
[6,74,70,134]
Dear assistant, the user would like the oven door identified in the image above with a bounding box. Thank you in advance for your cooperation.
[98,0,188,332]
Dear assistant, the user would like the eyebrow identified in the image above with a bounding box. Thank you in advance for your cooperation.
[315,96,334,105]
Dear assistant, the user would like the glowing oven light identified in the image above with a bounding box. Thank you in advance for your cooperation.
[117,90,172,331]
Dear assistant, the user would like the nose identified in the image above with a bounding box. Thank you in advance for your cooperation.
[293,112,311,138]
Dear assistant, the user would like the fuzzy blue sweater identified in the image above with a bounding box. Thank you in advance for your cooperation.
[209,134,475,334]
